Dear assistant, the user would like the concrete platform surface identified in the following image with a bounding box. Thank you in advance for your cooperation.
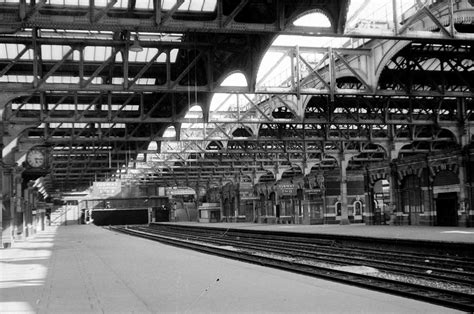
[163,222,474,243]
[0,225,462,313]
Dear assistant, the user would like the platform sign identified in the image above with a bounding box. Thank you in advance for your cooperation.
[166,187,196,196]
[278,183,297,196]
[92,180,121,197]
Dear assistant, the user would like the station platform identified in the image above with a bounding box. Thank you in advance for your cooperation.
[161,221,474,244]
[0,224,463,313]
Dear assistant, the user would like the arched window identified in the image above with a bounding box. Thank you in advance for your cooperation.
[354,201,362,216]
[335,202,342,216]
[293,12,331,28]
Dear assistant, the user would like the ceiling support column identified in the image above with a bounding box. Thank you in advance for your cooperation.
[338,154,350,225]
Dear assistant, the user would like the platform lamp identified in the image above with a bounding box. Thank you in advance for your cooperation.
[130,32,143,52]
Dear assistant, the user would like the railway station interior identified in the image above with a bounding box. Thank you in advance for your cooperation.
[0,0,474,312]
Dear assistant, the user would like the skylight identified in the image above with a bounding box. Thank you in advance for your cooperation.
[135,78,156,85]
[101,104,139,111]
[39,29,114,40]
[220,73,247,87]
[49,122,88,128]
[47,0,89,6]
[42,45,73,60]
[138,33,182,42]
[0,75,34,83]
[11,103,41,110]
[112,78,124,85]
[345,0,418,30]
[100,123,126,128]
[82,46,113,61]
[162,127,176,138]
[210,72,249,112]
[115,48,178,63]
[46,76,80,84]
[148,141,158,150]
[293,12,331,28]
[183,105,203,119]
[135,0,216,12]
[0,44,32,60]
[53,104,95,110]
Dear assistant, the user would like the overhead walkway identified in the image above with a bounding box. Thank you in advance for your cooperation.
[0,224,461,313]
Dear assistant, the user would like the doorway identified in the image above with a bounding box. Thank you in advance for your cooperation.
[436,192,458,226]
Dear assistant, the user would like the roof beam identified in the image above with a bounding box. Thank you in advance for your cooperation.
[35,47,74,89]
[0,45,30,77]
[92,0,118,23]
[222,0,249,28]
[1,5,473,41]
[159,0,184,25]
[128,50,162,89]
[2,82,472,97]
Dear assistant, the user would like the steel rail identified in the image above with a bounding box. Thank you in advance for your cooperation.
[150,224,474,265]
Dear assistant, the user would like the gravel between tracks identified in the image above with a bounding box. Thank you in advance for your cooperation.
[247,250,474,295]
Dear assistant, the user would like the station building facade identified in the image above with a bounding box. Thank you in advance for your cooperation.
[207,147,474,227]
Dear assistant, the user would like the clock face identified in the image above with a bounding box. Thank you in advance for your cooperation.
[26,149,45,168]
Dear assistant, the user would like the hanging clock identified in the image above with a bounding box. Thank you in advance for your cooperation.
[26,148,46,168]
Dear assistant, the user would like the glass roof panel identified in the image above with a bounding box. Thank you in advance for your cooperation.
[138,32,182,42]
[100,123,126,128]
[83,76,103,84]
[135,0,215,11]
[101,104,139,111]
[129,48,159,62]
[0,44,26,59]
[48,0,82,5]
[11,103,41,110]
[135,78,156,85]
[162,0,175,10]
[49,0,66,5]
[188,0,202,11]
[220,73,247,87]
[50,122,88,128]
[94,0,108,7]
[179,0,191,10]
[169,49,178,62]
[202,0,215,11]
[115,0,129,8]
[83,46,112,61]
[163,127,176,138]
[41,45,72,60]
[39,29,114,40]
[156,52,167,62]
[115,48,176,63]
[0,75,34,83]
[180,0,216,11]
[20,49,34,60]
[135,0,152,9]
[53,104,91,110]
[293,12,331,27]
[46,76,80,84]
[148,141,158,150]
[112,77,124,84]
[345,0,417,30]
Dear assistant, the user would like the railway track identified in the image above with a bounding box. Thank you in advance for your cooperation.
[109,224,474,312]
